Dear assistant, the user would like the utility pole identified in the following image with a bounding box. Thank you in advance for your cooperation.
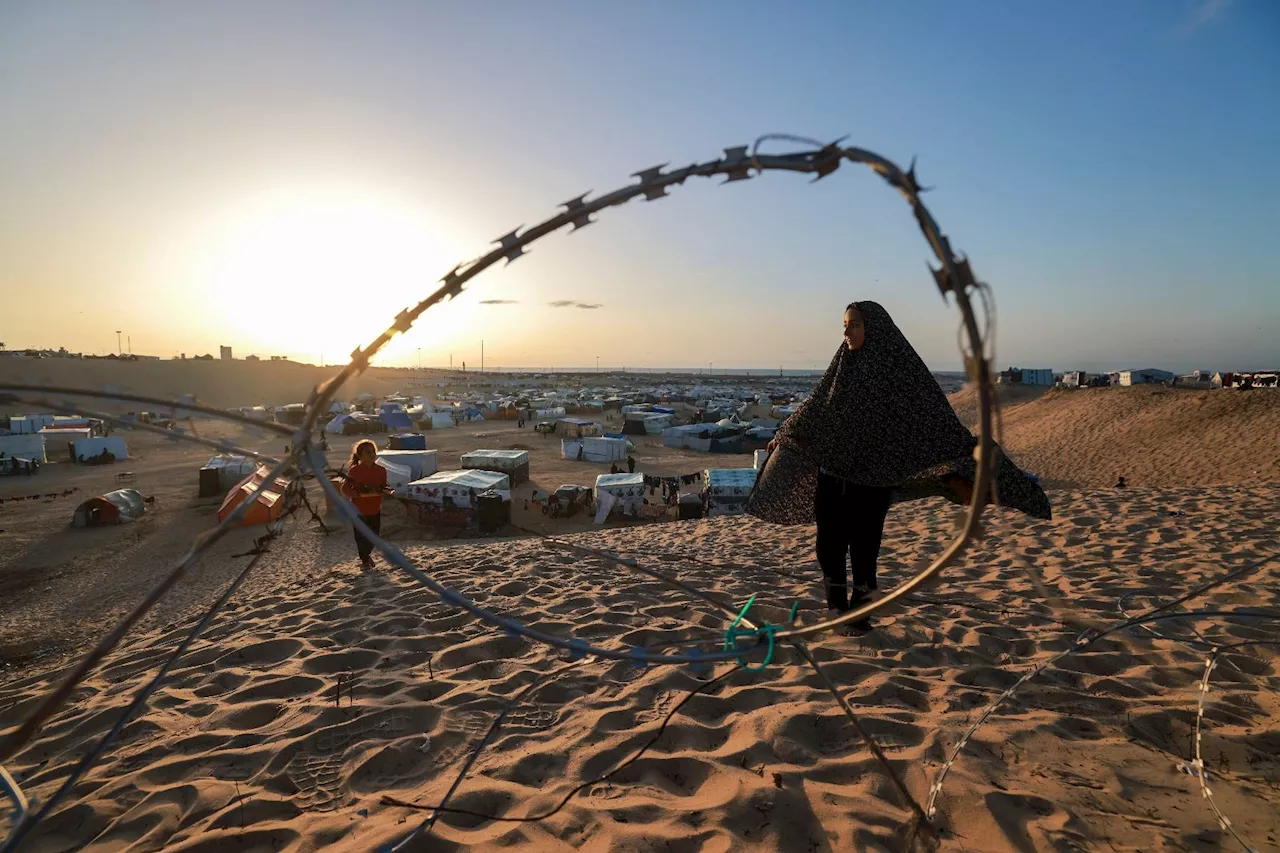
[116,330,122,355]
[128,335,131,355]
[596,355,599,373]
[417,347,421,370]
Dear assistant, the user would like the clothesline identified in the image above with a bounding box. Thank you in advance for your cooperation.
[2,487,81,503]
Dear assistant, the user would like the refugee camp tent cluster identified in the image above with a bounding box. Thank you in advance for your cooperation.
[325,413,388,435]
[0,433,48,464]
[622,408,674,435]
[662,419,774,454]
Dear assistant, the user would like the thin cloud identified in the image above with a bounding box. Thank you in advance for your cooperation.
[479,299,518,305]
[547,300,602,309]
[1185,0,1230,32]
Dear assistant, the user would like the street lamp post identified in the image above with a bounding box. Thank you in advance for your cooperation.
[116,330,122,355]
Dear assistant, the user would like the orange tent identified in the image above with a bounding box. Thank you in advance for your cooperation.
[217,465,295,527]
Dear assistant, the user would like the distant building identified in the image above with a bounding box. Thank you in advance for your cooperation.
[220,346,233,360]
[1117,368,1175,386]
[1060,370,1088,388]
[245,354,260,362]
[996,366,1054,386]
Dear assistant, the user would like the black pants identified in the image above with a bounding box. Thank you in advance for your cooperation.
[353,512,381,562]
[814,473,892,611]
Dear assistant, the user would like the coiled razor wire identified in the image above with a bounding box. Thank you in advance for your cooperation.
[0,137,1274,849]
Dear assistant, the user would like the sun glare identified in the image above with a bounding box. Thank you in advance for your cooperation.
[207,188,469,363]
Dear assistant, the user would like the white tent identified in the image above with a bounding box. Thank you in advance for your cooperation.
[423,411,456,429]
[376,457,413,488]
[377,449,438,480]
[72,436,129,462]
[398,470,510,506]
[594,472,645,517]
[754,449,771,470]
[0,433,47,463]
[705,468,757,518]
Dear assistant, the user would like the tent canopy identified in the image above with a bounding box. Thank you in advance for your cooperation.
[217,465,295,527]
[72,489,146,528]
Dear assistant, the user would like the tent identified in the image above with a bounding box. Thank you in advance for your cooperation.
[399,470,510,507]
[72,489,146,527]
[203,454,260,494]
[0,433,47,464]
[555,418,600,439]
[72,436,129,463]
[421,411,457,430]
[561,436,626,463]
[388,433,427,450]
[594,472,645,517]
[705,468,757,518]
[460,449,530,485]
[754,449,771,470]
[40,428,93,461]
[217,465,296,527]
[378,403,414,431]
[376,457,413,489]
[274,404,307,425]
[377,449,438,480]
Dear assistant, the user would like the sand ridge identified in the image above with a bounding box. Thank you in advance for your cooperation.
[2,484,1277,851]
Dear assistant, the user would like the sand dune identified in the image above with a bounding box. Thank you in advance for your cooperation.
[950,384,1280,489]
[2,483,1276,851]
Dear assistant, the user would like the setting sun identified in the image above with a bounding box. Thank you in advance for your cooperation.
[204,186,468,364]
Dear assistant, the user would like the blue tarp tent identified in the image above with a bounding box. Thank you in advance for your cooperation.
[379,411,413,430]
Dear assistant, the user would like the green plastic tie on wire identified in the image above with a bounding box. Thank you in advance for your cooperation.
[723,594,778,672]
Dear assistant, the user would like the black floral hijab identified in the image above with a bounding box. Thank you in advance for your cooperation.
[747,301,1052,524]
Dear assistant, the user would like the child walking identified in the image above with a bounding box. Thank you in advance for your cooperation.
[341,439,387,570]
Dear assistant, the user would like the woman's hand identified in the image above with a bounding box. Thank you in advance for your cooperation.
[765,439,778,453]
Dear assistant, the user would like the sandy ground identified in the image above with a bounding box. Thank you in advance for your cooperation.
[1,381,1278,851]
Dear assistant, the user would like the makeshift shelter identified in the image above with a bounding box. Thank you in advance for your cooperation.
[461,449,530,485]
[754,449,771,470]
[72,436,129,463]
[378,403,414,431]
[8,414,54,434]
[377,449,438,480]
[421,411,457,430]
[0,433,47,464]
[217,465,296,527]
[555,418,601,439]
[704,468,757,518]
[71,489,147,527]
[274,404,307,425]
[594,472,645,517]
[399,470,510,507]
[561,436,627,463]
[535,407,567,419]
[376,457,413,489]
[388,433,427,450]
[40,428,93,461]
[201,454,259,496]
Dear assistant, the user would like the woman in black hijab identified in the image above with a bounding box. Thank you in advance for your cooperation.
[749,301,1050,622]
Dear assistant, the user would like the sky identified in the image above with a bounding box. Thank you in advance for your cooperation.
[1,0,1276,373]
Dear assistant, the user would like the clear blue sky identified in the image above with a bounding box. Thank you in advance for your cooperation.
[1,0,1276,372]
